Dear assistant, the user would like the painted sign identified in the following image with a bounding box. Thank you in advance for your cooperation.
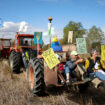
[68,31,73,43]
[101,45,105,60]
[76,38,87,54]
[42,48,60,69]
[34,32,42,44]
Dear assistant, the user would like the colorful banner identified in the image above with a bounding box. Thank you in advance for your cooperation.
[42,48,60,69]
[76,38,87,54]
[19,22,28,32]
[34,32,42,44]
[48,23,54,36]
[101,45,105,60]
[48,23,51,36]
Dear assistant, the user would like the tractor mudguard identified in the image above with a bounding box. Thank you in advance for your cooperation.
[44,63,58,86]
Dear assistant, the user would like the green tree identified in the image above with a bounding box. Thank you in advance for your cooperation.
[63,21,86,44]
[86,26,105,51]
[42,44,50,50]
[59,39,63,45]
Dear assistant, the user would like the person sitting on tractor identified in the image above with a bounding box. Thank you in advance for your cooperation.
[24,40,29,46]
[65,51,84,84]
[57,55,66,84]
[85,49,105,81]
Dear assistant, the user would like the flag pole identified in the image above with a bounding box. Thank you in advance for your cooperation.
[48,17,53,47]
[37,40,39,56]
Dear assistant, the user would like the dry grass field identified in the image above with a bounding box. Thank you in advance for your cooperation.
[0,60,105,105]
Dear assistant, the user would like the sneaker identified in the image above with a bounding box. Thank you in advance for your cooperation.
[61,81,65,85]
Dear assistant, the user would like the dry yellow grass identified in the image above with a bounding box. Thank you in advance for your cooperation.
[0,60,78,105]
[0,60,105,105]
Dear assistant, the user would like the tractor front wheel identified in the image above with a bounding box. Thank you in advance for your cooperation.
[9,51,21,73]
[27,58,45,96]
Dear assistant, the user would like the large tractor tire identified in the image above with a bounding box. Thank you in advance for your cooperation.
[9,51,21,73]
[27,58,45,96]
[0,51,1,60]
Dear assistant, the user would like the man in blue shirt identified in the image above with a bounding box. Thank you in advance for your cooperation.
[65,51,84,83]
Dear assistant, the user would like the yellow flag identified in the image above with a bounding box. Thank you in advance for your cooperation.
[101,45,105,60]
[42,48,60,69]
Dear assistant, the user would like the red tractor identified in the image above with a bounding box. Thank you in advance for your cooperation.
[0,38,11,58]
[8,33,93,96]
[8,33,105,96]
[8,32,45,96]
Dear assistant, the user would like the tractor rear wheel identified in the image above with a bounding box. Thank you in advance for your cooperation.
[27,58,45,96]
[9,51,21,73]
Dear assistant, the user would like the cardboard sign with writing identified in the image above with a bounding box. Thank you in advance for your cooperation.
[101,45,105,60]
[68,31,73,43]
[42,48,60,69]
[76,38,87,54]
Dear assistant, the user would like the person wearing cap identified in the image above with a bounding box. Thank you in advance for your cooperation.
[85,49,105,81]
[65,51,84,84]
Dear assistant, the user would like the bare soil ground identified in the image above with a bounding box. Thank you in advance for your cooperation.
[0,60,105,105]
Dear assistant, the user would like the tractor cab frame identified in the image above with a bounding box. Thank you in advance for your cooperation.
[0,38,11,58]
[11,33,41,52]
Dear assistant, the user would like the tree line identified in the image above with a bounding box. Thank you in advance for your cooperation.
[51,21,105,52]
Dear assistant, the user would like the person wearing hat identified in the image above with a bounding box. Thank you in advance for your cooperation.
[65,51,84,84]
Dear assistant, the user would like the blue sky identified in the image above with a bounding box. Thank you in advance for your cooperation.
[0,0,105,28]
[0,0,105,42]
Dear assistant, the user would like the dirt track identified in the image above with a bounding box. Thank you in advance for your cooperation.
[0,60,105,105]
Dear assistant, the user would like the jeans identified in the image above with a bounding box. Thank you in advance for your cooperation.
[65,66,70,74]
[90,70,105,81]
[65,66,76,78]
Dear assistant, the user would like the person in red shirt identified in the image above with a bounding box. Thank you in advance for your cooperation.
[57,55,66,84]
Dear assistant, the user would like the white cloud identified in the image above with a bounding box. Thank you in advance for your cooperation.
[0,21,19,38]
[0,21,48,38]
[97,0,105,6]
[0,21,63,44]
